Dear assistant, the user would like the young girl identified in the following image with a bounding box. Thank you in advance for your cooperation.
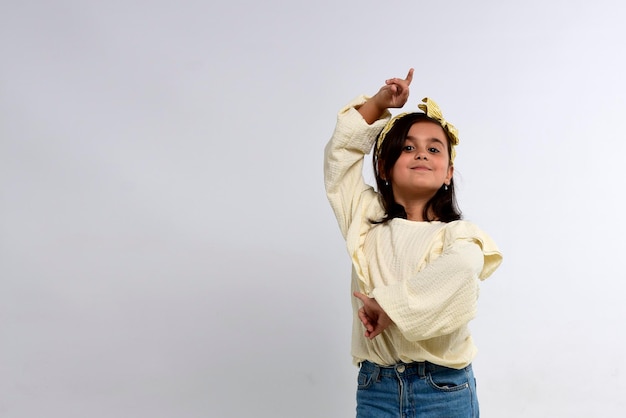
[324,69,502,417]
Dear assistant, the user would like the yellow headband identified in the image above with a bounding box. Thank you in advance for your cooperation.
[375,97,459,163]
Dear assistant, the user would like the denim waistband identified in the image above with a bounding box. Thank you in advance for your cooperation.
[359,360,468,378]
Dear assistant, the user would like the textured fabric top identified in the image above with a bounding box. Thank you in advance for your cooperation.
[324,95,502,368]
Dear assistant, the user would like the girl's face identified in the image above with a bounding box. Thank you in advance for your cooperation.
[389,121,454,201]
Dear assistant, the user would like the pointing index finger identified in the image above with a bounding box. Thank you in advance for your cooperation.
[405,68,414,85]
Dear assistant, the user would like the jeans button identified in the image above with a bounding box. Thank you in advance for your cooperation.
[396,364,405,373]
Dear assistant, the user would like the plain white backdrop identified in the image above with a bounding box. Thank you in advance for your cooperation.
[2,1,625,417]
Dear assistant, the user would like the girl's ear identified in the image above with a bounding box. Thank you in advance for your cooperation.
[377,159,386,179]
[445,165,454,184]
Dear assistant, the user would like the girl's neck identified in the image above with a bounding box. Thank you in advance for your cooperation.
[399,199,431,222]
[393,188,438,222]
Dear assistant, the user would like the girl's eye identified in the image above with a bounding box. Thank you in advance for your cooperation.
[403,145,414,151]
[428,147,440,153]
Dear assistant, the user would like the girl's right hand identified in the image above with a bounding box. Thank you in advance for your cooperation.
[373,68,414,109]
[358,68,414,124]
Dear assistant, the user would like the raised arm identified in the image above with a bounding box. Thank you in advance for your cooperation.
[324,69,414,237]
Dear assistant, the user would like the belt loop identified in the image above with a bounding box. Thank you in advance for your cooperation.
[372,363,381,382]
[417,362,426,377]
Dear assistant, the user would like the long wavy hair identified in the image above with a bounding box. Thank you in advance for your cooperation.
[372,113,462,224]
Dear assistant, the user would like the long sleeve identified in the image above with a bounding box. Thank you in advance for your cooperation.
[372,239,484,341]
[324,96,391,238]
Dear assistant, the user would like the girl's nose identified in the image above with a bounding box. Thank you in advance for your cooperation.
[415,151,428,160]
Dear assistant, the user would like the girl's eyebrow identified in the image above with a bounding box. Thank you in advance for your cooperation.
[405,136,446,146]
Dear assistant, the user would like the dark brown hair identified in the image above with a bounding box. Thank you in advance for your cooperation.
[372,113,462,223]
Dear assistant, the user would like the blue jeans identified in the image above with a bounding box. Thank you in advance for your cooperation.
[356,360,479,418]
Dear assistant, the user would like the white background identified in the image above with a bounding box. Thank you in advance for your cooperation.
[2,1,625,417]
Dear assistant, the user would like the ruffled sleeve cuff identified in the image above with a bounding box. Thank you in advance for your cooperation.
[332,95,392,155]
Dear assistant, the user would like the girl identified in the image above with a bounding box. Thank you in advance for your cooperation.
[324,69,502,417]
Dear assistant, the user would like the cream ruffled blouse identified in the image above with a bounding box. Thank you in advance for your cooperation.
[324,96,502,368]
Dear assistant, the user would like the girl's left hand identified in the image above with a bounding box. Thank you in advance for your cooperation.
[353,292,392,339]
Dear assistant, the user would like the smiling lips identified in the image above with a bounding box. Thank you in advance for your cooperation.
[410,165,431,171]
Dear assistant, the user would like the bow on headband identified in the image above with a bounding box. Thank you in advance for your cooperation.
[376,97,459,163]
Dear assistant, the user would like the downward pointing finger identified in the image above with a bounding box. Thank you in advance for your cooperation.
[358,309,373,332]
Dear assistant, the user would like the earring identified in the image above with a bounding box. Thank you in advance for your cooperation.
[444,184,449,191]
[384,180,389,187]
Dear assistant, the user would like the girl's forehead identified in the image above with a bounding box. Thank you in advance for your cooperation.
[408,120,445,131]
[407,121,447,138]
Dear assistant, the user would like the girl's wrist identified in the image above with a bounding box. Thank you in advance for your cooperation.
[358,96,387,124]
